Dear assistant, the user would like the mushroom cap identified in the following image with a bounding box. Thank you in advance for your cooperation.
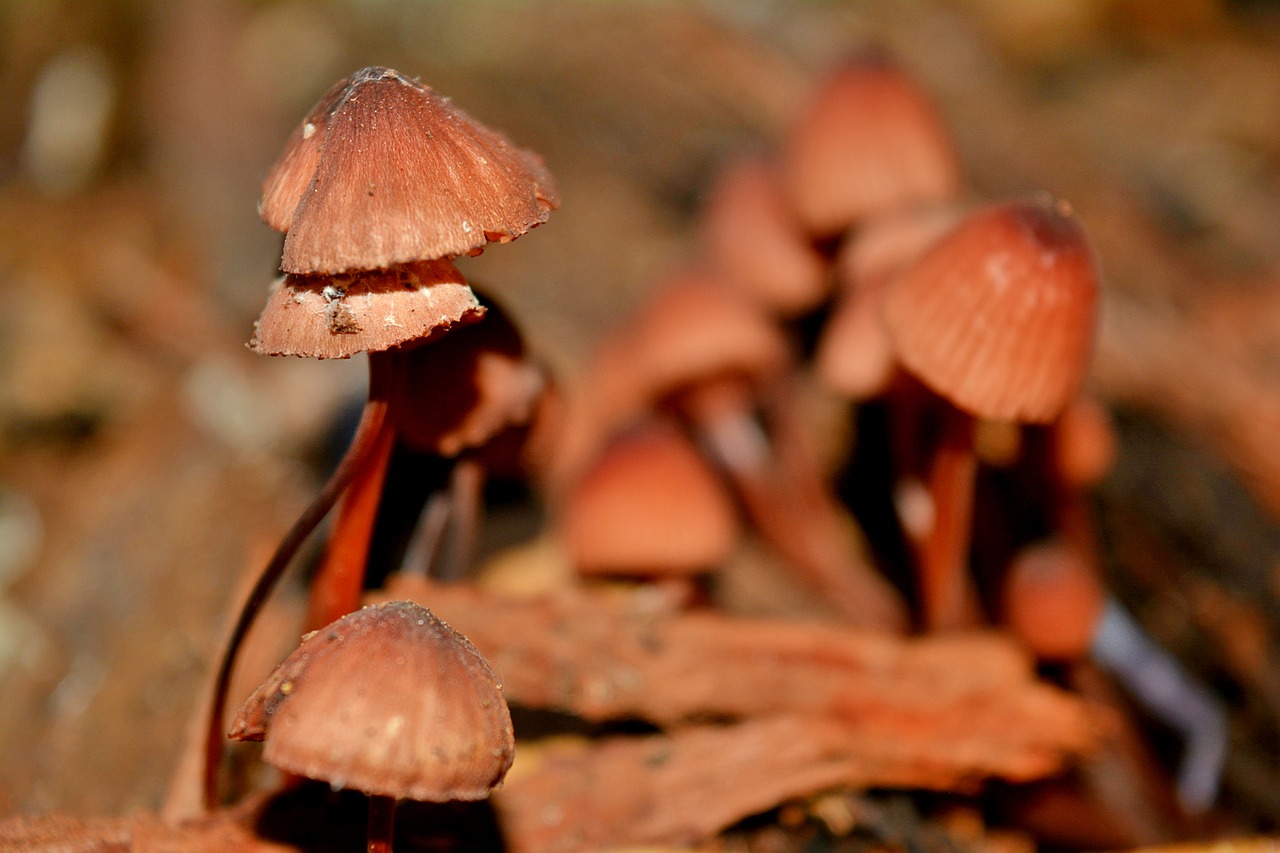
[881,198,1100,423]
[229,601,514,802]
[698,156,828,317]
[564,421,739,577]
[814,275,896,401]
[602,270,792,412]
[263,66,559,274]
[249,259,483,359]
[1003,541,1106,661]
[782,53,959,238]
[393,295,547,458]
[1051,395,1116,488]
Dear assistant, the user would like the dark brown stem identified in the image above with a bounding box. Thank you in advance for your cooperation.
[919,402,980,631]
[367,794,397,853]
[437,455,485,581]
[201,357,394,811]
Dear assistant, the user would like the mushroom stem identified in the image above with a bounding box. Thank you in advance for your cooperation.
[437,455,485,581]
[367,794,397,853]
[919,402,981,631]
[202,358,393,810]
[304,404,396,630]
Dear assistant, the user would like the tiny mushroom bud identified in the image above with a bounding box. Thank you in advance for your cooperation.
[263,66,559,274]
[1003,540,1106,661]
[229,600,514,803]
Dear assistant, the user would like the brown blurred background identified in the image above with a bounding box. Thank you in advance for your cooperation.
[2,0,1280,824]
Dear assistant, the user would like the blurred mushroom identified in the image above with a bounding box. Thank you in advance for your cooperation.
[881,198,1100,629]
[782,53,960,240]
[563,420,739,589]
[697,155,829,319]
[230,600,513,851]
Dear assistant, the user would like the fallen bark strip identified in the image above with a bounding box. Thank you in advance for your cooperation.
[496,711,1079,853]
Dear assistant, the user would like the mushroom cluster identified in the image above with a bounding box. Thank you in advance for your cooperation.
[203,66,558,847]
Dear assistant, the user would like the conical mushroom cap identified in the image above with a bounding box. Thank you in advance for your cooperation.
[882,199,1099,423]
[565,421,739,577]
[782,54,959,237]
[250,259,483,359]
[229,601,514,802]
[263,66,559,274]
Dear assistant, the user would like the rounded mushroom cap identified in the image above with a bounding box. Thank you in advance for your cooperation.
[1003,541,1106,661]
[263,66,559,274]
[564,421,739,577]
[228,601,514,802]
[782,53,960,238]
[882,198,1100,423]
[250,259,483,359]
[698,156,828,317]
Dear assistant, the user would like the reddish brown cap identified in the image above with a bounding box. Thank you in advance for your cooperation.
[1003,541,1106,661]
[263,66,559,274]
[814,275,895,401]
[698,156,828,317]
[882,198,1100,423]
[782,54,960,237]
[229,600,514,802]
[835,205,961,290]
[602,270,791,411]
[393,296,547,458]
[249,259,483,359]
[564,421,739,577]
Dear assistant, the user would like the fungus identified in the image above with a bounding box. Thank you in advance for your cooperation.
[230,601,514,850]
[697,155,828,318]
[261,66,558,274]
[204,66,557,809]
[782,53,959,239]
[564,420,739,581]
[881,198,1099,629]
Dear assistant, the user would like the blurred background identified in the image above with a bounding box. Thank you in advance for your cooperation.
[2,0,1280,828]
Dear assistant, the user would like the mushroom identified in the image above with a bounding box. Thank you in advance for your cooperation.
[697,155,829,319]
[563,271,907,630]
[563,420,739,587]
[229,600,514,851]
[262,65,558,274]
[781,52,960,240]
[204,66,557,808]
[881,197,1099,629]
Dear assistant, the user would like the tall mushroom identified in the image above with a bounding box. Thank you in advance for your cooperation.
[881,197,1099,629]
[204,66,557,808]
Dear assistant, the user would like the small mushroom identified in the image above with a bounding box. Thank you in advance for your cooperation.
[230,600,514,850]
[697,155,829,318]
[881,197,1099,629]
[564,420,739,582]
[782,52,959,239]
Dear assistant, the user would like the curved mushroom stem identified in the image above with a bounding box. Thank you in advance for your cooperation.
[304,399,397,629]
[367,794,397,853]
[202,358,394,810]
[918,401,981,631]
